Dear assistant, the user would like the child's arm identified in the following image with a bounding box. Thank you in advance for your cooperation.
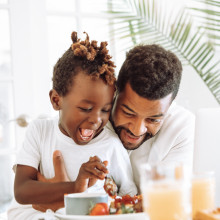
[14,156,109,205]
[32,153,108,212]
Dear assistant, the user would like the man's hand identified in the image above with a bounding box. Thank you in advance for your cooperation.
[32,201,64,213]
[38,150,70,183]
[32,150,70,212]
[75,156,109,192]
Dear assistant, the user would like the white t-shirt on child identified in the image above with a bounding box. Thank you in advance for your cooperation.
[8,117,137,220]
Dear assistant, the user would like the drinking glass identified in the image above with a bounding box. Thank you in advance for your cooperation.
[140,163,191,220]
[192,171,215,218]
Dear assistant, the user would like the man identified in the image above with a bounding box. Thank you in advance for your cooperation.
[32,44,195,211]
[108,44,194,191]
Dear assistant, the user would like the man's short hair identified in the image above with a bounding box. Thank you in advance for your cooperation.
[117,44,182,100]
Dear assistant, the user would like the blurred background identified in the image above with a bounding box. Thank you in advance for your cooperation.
[0,0,219,217]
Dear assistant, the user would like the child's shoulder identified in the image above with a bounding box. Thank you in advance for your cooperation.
[103,125,127,151]
[103,124,120,141]
[27,116,58,132]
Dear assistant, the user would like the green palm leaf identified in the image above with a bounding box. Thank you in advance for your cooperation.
[187,0,220,47]
[107,0,220,104]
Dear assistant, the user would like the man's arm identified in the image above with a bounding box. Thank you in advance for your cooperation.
[14,165,77,205]
[37,150,70,183]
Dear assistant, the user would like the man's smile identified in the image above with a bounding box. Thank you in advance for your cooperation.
[121,129,144,144]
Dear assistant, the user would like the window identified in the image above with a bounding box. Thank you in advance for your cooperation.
[0,1,15,213]
[46,0,114,84]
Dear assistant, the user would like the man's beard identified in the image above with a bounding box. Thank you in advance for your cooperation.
[110,118,154,150]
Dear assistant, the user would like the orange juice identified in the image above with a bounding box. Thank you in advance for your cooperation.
[192,177,215,217]
[143,181,190,220]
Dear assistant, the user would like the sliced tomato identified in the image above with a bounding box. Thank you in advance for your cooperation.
[89,203,109,216]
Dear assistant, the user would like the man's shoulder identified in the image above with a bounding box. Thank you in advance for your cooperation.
[168,102,195,120]
[155,103,195,140]
[164,103,195,129]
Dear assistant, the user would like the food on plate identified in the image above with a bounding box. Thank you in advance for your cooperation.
[194,208,220,220]
[110,194,143,214]
[102,173,143,215]
[89,202,109,216]
[89,194,143,215]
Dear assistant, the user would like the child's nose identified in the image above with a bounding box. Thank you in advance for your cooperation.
[88,112,102,127]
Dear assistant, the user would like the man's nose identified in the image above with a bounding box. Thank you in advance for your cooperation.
[128,119,147,136]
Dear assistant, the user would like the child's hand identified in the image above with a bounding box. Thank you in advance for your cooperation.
[88,156,108,188]
[75,156,109,192]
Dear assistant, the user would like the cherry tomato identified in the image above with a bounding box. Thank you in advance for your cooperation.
[89,203,109,216]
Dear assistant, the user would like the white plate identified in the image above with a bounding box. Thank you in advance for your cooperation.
[54,208,148,220]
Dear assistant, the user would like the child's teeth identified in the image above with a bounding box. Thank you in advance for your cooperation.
[81,129,94,137]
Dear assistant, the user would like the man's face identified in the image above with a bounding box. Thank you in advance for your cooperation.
[111,83,172,150]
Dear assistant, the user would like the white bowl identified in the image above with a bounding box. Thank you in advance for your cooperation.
[64,192,108,215]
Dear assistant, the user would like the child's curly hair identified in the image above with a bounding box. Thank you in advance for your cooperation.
[52,31,116,96]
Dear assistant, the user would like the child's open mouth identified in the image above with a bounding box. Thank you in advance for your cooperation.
[79,128,95,141]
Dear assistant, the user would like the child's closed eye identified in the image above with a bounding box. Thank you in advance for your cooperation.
[101,108,111,113]
[78,107,92,112]
[78,106,111,113]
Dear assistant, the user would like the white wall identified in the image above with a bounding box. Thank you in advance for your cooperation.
[176,65,219,114]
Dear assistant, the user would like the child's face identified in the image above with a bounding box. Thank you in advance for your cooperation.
[52,71,115,145]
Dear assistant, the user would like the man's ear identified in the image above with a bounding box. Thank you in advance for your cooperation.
[49,89,62,111]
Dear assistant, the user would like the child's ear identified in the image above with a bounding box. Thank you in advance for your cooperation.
[49,89,62,111]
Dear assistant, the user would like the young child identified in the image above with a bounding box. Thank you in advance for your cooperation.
[7,32,137,220]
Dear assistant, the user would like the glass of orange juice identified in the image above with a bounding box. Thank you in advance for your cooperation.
[192,171,215,218]
[140,163,191,220]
